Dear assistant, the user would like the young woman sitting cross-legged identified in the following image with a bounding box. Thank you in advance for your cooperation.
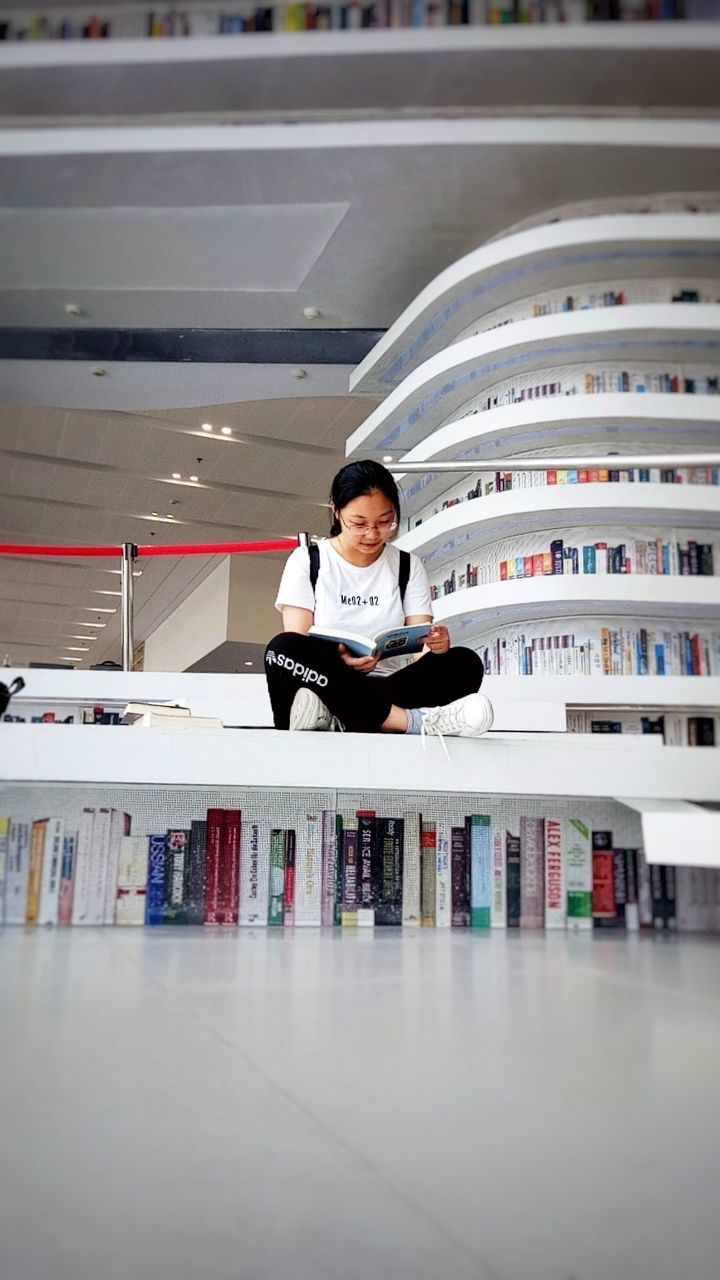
[264,459,493,741]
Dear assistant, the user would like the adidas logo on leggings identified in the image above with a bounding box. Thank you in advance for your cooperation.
[265,651,328,688]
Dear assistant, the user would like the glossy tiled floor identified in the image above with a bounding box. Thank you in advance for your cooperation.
[2,927,720,1280]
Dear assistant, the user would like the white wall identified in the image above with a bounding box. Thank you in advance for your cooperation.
[143,557,231,672]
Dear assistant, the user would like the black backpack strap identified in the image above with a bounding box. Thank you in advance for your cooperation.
[308,542,320,597]
[398,549,411,608]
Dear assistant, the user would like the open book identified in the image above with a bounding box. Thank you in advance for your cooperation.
[308,622,432,659]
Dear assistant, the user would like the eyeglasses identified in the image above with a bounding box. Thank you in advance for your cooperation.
[340,515,398,537]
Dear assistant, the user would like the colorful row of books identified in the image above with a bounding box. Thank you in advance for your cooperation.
[2,808,717,932]
[471,625,720,676]
[567,710,718,746]
[495,537,718,581]
[475,371,720,413]
[480,289,714,335]
[410,467,720,530]
[0,2,706,43]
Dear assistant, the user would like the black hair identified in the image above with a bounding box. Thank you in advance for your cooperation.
[329,460,401,536]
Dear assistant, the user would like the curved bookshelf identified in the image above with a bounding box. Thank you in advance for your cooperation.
[431,576,720,634]
[351,213,720,395]
[397,394,720,517]
[398,484,720,575]
[345,305,720,457]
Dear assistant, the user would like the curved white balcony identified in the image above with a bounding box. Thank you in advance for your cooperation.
[346,305,720,457]
[351,214,720,395]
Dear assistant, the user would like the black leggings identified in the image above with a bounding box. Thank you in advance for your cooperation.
[264,632,484,732]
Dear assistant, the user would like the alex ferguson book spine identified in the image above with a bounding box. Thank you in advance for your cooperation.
[544,818,565,929]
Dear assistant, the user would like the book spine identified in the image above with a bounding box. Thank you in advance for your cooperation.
[38,817,64,926]
[402,812,421,926]
[145,834,167,926]
[71,809,95,926]
[341,818,359,924]
[283,828,296,927]
[26,819,48,925]
[103,810,131,925]
[637,847,654,927]
[204,808,224,926]
[624,849,640,932]
[470,814,492,929]
[238,821,268,927]
[5,822,30,925]
[613,848,628,929]
[295,812,323,926]
[357,811,376,919]
[89,807,112,925]
[435,821,451,928]
[592,830,616,928]
[505,830,521,928]
[544,818,565,929]
[220,808,242,927]
[115,836,148,926]
[164,829,190,925]
[451,825,470,927]
[57,832,77,926]
[268,828,286,926]
[564,818,592,930]
[185,819,207,927]
[491,829,506,928]
[373,816,403,926]
[420,819,437,927]
[0,817,7,925]
[334,814,343,926]
[520,817,544,928]
[321,809,337,927]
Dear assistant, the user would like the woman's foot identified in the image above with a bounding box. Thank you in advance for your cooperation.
[421,693,494,739]
[289,688,343,731]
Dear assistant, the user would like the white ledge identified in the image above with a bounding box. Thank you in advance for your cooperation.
[3,724,719,802]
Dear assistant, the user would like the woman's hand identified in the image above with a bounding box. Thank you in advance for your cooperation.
[338,644,380,674]
[424,624,450,654]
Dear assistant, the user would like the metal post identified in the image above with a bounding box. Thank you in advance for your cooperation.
[120,542,137,672]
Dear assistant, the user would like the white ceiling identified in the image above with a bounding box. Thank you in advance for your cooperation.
[2,65,720,670]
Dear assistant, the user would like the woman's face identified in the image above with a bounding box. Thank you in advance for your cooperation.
[334,488,398,549]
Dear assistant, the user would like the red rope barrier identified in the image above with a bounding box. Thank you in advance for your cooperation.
[0,539,299,559]
[0,544,121,557]
[137,540,298,557]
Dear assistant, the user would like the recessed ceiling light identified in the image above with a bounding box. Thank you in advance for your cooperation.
[64,645,90,652]
[90,367,107,377]
[172,472,181,480]
[65,635,98,641]
[65,302,83,316]
[165,514,173,519]
[72,621,107,627]
[82,607,116,613]
[189,474,199,482]
[103,569,141,577]
[303,306,320,320]
[151,511,159,518]
[93,590,122,597]
[244,661,253,666]
[201,423,213,431]
[383,455,394,462]
[292,368,307,380]
[220,427,232,436]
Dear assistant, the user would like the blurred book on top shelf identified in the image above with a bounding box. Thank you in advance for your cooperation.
[0,1,715,44]
[123,703,223,729]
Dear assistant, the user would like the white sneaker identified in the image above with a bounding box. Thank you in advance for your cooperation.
[421,693,494,756]
[289,688,343,732]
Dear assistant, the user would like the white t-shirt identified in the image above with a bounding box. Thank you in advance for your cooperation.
[275,539,433,674]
